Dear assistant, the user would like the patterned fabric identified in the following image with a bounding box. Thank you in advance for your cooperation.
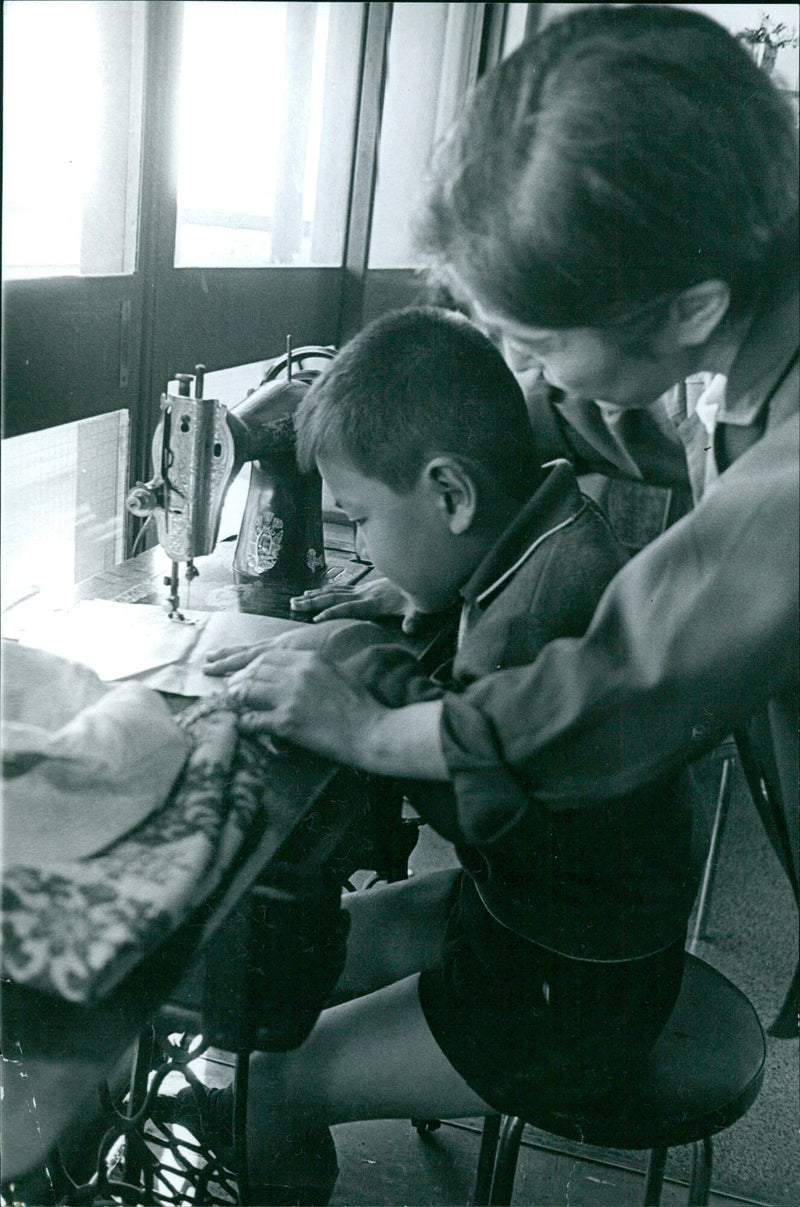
[2,696,335,1004]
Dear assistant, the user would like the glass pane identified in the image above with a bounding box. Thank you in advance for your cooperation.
[368,3,483,269]
[2,1,145,280]
[175,2,362,268]
[1,412,130,604]
[503,3,531,57]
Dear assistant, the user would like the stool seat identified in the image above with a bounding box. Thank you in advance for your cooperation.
[470,955,767,1205]
[536,953,766,1152]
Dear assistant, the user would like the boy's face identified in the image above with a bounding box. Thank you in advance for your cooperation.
[317,453,468,613]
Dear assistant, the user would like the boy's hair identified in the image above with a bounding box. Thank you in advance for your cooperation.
[295,307,543,500]
[416,5,799,331]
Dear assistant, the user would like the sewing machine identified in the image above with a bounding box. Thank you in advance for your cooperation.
[126,346,336,618]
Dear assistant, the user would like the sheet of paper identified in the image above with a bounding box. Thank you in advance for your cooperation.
[138,610,306,696]
[3,599,206,681]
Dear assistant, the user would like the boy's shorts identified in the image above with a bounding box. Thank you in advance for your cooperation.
[418,872,685,1119]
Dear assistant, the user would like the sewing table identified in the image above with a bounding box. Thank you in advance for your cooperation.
[1,536,413,1203]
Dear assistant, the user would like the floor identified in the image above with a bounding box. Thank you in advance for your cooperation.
[144,1086,761,1207]
[330,1117,762,1207]
[173,1041,762,1207]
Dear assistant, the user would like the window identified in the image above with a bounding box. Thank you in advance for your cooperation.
[2,0,146,280]
[1,412,129,603]
[368,3,486,270]
[503,3,533,56]
[2,0,490,592]
[366,2,525,271]
[174,1,362,267]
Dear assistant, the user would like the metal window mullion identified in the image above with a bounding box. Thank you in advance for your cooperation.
[433,4,484,140]
[337,2,393,344]
[477,3,508,77]
[127,0,185,555]
[525,4,545,40]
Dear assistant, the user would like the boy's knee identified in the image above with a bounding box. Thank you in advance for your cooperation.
[342,868,458,946]
[337,869,460,997]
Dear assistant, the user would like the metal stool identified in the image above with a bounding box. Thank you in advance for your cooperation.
[471,953,765,1206]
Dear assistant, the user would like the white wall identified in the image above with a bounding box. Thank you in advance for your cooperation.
[683,4,799,89]
[539,4,799,90]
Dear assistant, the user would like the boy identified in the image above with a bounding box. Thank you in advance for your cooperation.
[171,307,698,1205]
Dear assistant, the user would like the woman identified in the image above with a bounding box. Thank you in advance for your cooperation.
[411,0,799,927]
[232,0,798,964]
[184,6,798,1200]
[241,0,798,907]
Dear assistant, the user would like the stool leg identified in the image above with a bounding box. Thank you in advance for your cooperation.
[471,1114,502,1206]
[234,1050,251,1207]
[688,1137,713,1206]
[689,757,734,951]
[488,1116,525,1205]
[123,1023,156,1186]
[643,1146,667,1206]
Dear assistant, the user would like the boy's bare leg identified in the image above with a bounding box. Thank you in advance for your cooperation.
[246,974,492,1173]
[244,868,492,1177]
[335,867,459,999]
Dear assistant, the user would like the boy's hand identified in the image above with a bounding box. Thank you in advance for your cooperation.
[204,626,332,676]
[290,577,426,634]
[204,640,274,676]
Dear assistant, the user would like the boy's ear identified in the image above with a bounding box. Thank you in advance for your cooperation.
[424,457,477,535]
[663,280,731,348]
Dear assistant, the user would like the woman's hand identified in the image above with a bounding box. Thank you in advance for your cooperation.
[226,647,448,779]
[290,577,426,634]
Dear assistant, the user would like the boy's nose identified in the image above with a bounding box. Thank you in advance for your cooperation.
[502,338,541,375]
[355,528,370,562]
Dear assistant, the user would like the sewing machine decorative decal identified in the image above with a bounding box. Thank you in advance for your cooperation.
[245,512,285,575]
[126,343,336,618]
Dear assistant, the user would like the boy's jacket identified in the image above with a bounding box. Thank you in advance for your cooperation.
[316,460,697,962]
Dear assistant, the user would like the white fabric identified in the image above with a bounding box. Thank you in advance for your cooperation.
[692,373,728,490]
[2,641,190,867]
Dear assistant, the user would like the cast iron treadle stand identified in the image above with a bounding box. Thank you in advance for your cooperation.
[48,775,421,1206]
[51,1027,237,1206]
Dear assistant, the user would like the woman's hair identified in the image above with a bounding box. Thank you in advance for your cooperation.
[416,4,799,329]
[295,307,543,500]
